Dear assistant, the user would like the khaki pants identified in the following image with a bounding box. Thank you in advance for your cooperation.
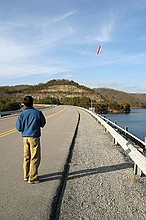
[23,137,41,181]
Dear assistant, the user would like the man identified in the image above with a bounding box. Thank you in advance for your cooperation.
[16,96,46,184]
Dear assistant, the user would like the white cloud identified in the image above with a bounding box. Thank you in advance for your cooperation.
[84,18,115,43]
[0,12,76,77]
[111,52,146,66]
[95,21,115,42]
[87,80,122,88]
[0,37,31,62]
[52,11,77,22]
[62,73,73,79]
[81,79,146,93]
[0,63,66,78]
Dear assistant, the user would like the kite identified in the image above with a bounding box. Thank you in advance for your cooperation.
[97,46,102,55]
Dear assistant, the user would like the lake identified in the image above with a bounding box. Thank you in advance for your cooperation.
[102,108,146,141]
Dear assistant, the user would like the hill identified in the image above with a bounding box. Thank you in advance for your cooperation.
[0,79,104,111]
[22,79,104,104]
[94,88,146,108]
[0,79,145,112]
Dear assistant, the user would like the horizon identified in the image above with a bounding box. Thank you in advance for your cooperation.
[0,0,146,93]
[1,78,145,94]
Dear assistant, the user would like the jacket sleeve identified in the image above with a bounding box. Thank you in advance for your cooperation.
[16,115,22,132]
[40,111,46,128]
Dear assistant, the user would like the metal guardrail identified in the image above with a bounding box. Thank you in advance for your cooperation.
[0,110,21,117]
[83,108,146,176]
[99,115,146,151]
[0,105,54,117]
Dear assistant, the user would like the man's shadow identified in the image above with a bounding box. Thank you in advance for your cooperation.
[40,172,63,182]
[40,162,133,182]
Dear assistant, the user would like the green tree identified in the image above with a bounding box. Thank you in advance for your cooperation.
[122,104,131,113]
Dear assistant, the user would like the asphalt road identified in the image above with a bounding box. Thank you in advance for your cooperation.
[0,105,79,220]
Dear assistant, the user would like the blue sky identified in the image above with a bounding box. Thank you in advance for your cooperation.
[0,0,146,93]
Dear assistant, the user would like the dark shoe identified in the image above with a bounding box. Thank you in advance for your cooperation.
[28,178,42,184]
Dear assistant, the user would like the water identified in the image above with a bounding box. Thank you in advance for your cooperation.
[102,108,146,141]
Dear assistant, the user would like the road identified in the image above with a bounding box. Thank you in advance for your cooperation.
[0,105,79,220]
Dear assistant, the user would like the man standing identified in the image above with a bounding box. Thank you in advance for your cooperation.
[16,96,46,184]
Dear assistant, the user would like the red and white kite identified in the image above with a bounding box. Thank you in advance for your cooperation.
[97,46,102,55]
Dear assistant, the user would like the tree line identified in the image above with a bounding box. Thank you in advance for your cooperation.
[0,79,131,113]
[0,94,130,113]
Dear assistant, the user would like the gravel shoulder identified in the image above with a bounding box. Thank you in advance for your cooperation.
[60,109,146,220]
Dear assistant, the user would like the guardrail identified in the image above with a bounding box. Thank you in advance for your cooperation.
[100,115,146,151]
[0,110,21,117]
[0,104,54,117]
[83,108,146,176]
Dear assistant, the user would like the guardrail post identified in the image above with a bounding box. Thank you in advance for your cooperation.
[114,138,118,145]
[133,137,146,176]
[144,137,146,157]
[134,163,142,176]
[125,126,128,140]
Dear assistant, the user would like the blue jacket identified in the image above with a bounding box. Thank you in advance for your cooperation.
[16,107,46,137]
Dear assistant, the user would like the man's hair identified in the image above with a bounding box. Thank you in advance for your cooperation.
[23,96,33,107]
